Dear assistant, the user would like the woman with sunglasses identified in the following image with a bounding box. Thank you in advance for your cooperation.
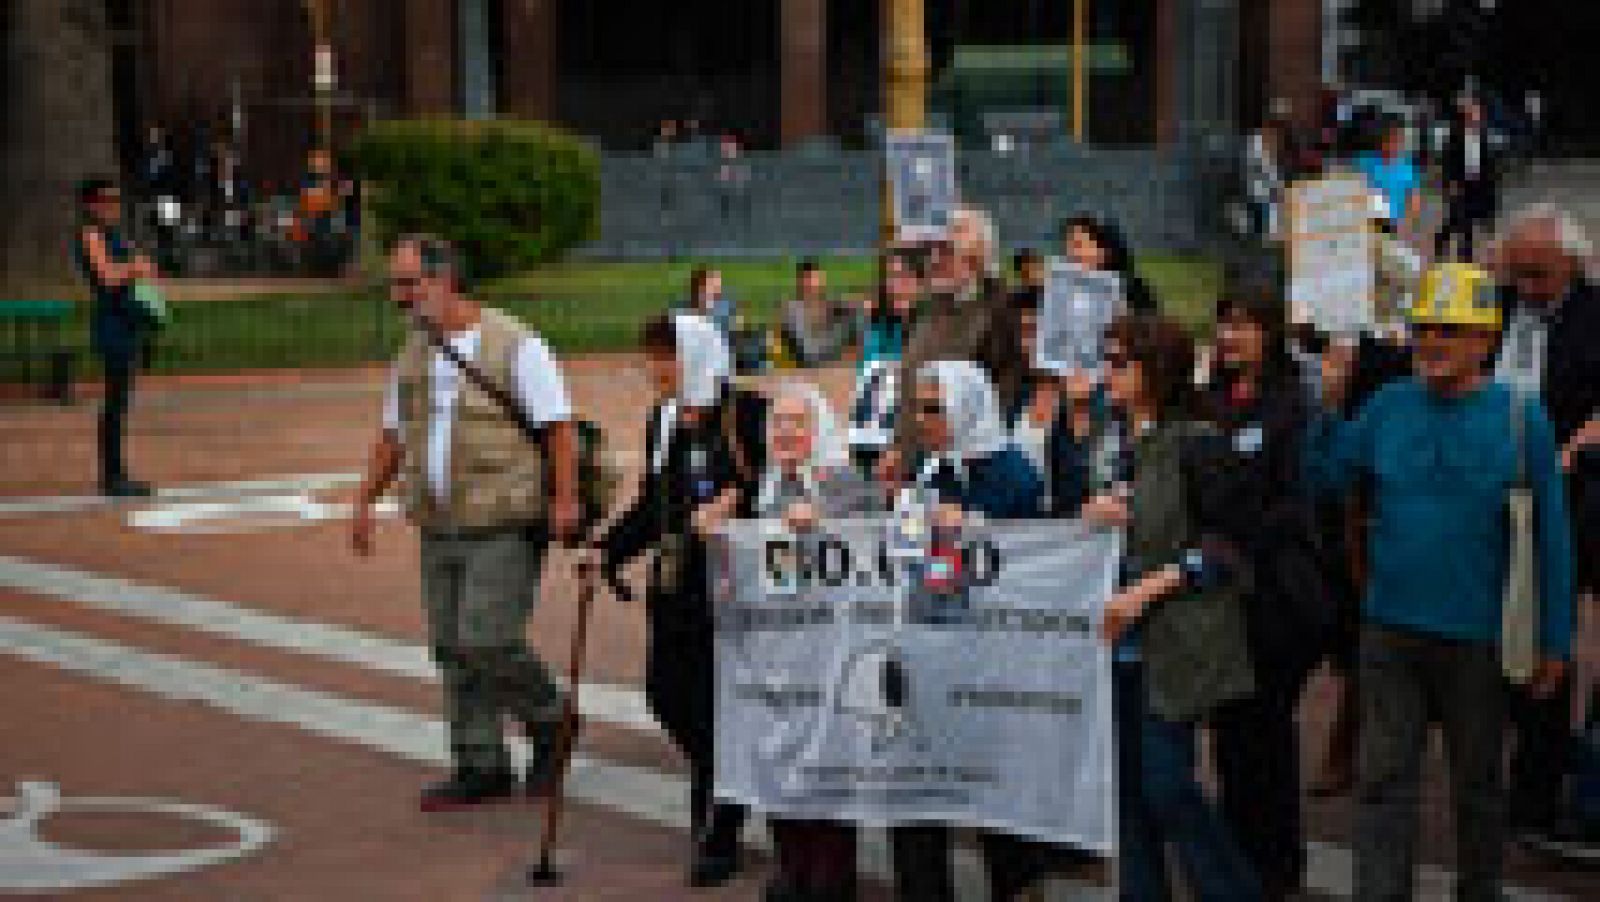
[601,313,766,887]
[1073,315,1263,902]
[891,359,1046,901]
[755,381,879,902]
[74,177,160,497]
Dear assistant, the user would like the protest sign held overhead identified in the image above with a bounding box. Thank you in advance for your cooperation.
[1287,175,1377,335]
[886,130,958,243]
[1037,259,1125,377]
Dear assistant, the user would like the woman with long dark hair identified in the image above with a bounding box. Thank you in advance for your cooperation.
[1200,289,1333,900]
[1059,214,1159,315]
[73,177,159,497]
[1074,314,1263,901]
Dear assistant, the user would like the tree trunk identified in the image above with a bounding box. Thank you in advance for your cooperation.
[1,0,116,292]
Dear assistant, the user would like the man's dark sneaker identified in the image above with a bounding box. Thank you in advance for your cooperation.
[102,479,154,499]
[688,805,745,886]
[419,768,517,812]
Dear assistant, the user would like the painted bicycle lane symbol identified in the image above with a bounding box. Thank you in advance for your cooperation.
[0,781,275,891]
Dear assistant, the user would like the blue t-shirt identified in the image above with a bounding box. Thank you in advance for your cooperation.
[1304,380,1575,658]
[1354,153,1421,225]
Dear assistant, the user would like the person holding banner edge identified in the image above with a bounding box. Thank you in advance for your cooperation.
[1075,315,1265,902]
[752,381,881,902]
[599,313,767,887]
[890,358,1049,901]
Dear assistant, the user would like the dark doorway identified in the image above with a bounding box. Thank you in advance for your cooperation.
[557,0,780,149]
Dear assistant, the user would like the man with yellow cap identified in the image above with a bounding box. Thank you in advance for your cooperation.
[1306,262,1575,902]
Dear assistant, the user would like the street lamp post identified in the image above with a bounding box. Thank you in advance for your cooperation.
[882,0,929,243]
[305,0,335,152]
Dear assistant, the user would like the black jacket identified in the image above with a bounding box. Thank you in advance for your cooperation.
[601,386,768,603]
[1441,125,1501,219]
[1499,278,1600,585]
[1200,371,1336,679]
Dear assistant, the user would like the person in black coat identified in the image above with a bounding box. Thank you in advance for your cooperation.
[601,313,767,886]
[1200,290,1332,900]
[1437,97,1503,262]
[1490,207,1600,843]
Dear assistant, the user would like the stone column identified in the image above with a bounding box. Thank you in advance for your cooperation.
[1154,0,1178,144]
[500,0,556,120]
[403,0,455,116]
[1,0,117,287]
[781,0,827,145]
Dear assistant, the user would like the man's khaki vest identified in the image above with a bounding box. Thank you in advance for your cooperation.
[395,307,547,531]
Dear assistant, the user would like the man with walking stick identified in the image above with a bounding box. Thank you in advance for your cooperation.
[351,234,582,811]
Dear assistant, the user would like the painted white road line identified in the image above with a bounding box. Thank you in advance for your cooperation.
[0,554,660,736]
[0,473,362,517]
[128,496,403,534]
[0,608,1572,900]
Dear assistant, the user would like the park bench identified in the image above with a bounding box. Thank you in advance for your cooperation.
[0,300,77,404]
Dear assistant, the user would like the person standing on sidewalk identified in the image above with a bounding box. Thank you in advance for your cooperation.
[1307,263,1575,901]
[350,234,582,811]
[73,178,159,498]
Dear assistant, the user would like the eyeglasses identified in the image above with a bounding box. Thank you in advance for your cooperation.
[1508,265,1562,283]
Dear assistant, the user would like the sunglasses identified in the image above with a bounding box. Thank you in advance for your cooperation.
[389,276,423,289]
[1102,352,1134,370]
[1412,322,1473,339]
[915,401,946,417]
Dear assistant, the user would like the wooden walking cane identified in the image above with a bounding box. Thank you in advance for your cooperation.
[527,552,599,886]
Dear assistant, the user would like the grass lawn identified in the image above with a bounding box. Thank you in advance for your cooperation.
[4,254,1221,377]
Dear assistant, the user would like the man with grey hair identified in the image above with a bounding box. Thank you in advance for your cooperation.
[351,234,582,811]
[1490,204,1600,850]
[882,204,1015,486]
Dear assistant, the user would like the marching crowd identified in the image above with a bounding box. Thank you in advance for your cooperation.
[76,156,1598,897]
[335,198,1598,902]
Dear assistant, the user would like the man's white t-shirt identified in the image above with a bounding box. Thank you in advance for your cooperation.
[382,327,572,500]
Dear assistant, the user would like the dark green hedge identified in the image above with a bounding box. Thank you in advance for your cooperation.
[350,119,600,281]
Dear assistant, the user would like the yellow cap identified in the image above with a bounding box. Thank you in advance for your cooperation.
[1410,262,1500,329]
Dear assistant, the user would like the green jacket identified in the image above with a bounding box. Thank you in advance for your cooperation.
[1125,421,1256,722]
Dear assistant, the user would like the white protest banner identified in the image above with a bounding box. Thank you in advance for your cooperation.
[1037,259,1124,377]
[886,130,958,243]
[1287,174,1376,335]
[714,518,1119,851]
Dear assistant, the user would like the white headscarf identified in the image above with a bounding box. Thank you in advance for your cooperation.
[916,360,1009,476]
[757,382,848,511]
[672,313,731,408]
[650,313,733,473]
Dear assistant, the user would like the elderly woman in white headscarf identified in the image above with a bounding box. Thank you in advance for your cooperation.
[753,381,879,902]
[600,312,766,888]
[890,359,1049,902]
